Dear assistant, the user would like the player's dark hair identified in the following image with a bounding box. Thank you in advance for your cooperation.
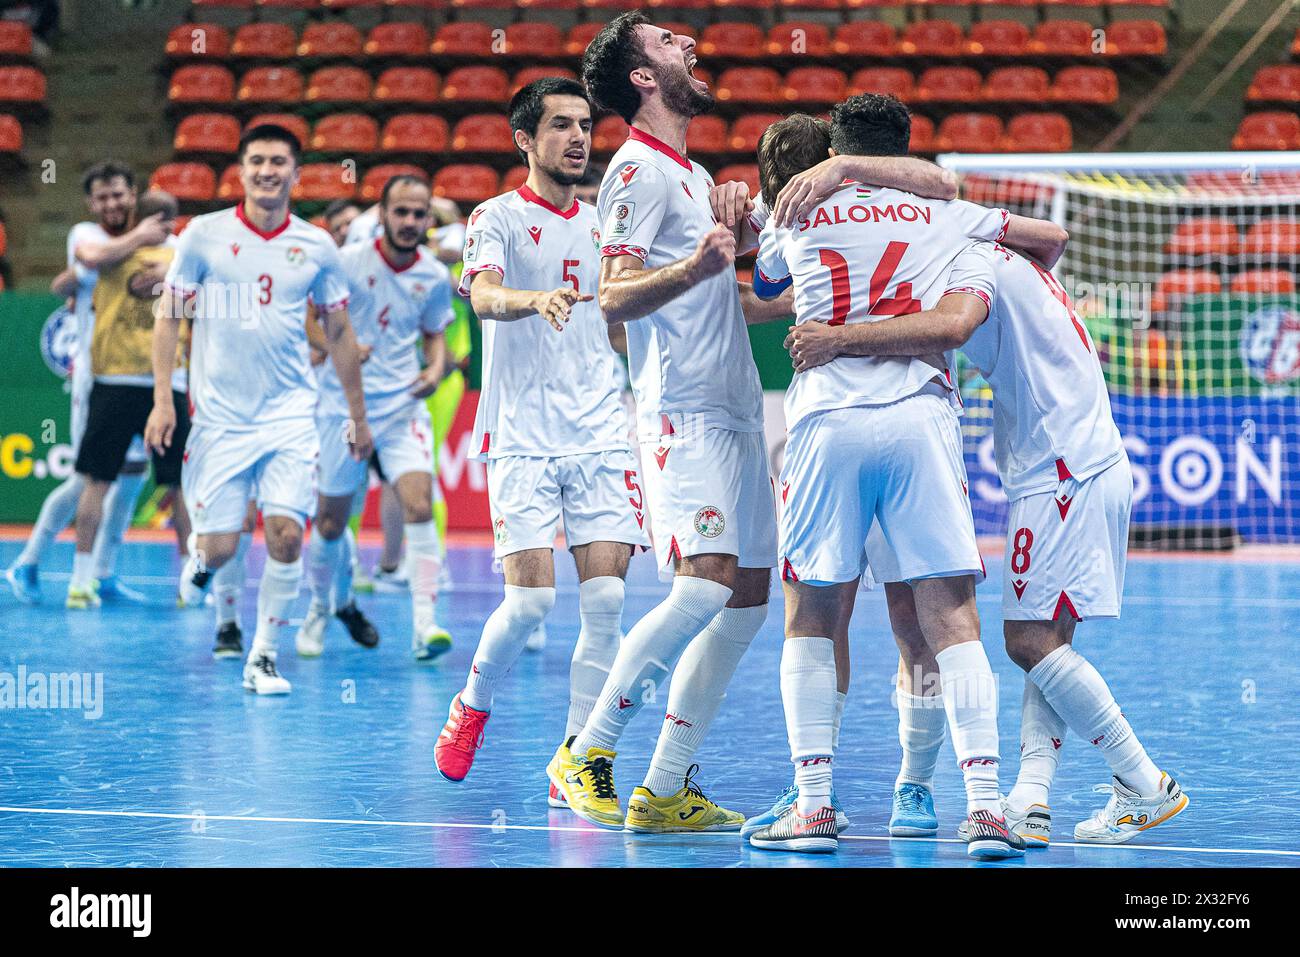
[135,190,178,223]
[758,114,831,208]
[509,77,592,164]
[238,123,302,164]
[81,161,136,195]
[829,93,912,158]
[379,173,431,208]
[323,199,360,223]
[581,12,653,124]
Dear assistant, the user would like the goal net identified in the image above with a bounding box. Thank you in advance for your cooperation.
[936,151,1300,549]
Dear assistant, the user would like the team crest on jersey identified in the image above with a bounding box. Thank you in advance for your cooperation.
[619,163,638,186]
[286,246,306,266]
[527,225,543,245]
[493,517,508,546]
[411,282,426,297]
[608,202,635,239]
[591,227,601,250]
[694,506,725,539]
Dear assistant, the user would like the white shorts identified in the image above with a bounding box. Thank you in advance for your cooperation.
[317,402,434,497]
[1002,456,1132,621]
[487,447,651,560]
[642,420,777,578]
[71,368,146,464]
[782,388,984,587]
[182,419,320,534]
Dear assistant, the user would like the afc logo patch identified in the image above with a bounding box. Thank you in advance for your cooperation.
[607,202,635,239]
[464,236,478,262]
[694,506,725,539]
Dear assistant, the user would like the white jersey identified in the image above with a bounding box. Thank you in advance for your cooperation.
[67,221,108,384]
[756,182,1009,432]
[599,127,764,438]
[317,239,455,421]
[163,205,349,430]
[460,185,629,461]
[945,242,1125,500]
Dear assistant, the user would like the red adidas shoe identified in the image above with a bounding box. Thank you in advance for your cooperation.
[435,693,489,782]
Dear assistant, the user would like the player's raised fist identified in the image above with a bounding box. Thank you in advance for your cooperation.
[690,224,736,280]
[534,287,593,332]
[709,180,753,229]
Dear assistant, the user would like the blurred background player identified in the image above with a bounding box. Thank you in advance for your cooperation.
[65,190,190,608]
[549,15,792,833]
[146,123,372,696]
[433,78,649,789]
[298,173,455,662]
[322,200,361,248]
[5,161,171,604]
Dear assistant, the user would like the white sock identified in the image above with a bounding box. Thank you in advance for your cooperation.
[71,550,95,589]
[213,532,251,629]
[335,526,357,609]
[570,575,732,758]
[936,641,1002,814]
[832,689,847,751]
[1008,675,1067,810]
[251,556,302,658]
[308,533,344,612]
[17,474,83,567]
[405,520,440,635]
[92,471,145,578]
[778,635,836,814]
[895,688,947,790]
[461,585,555,713]
[642,603,765,795]
[1029,643,1162,796]
[567,577,625,738]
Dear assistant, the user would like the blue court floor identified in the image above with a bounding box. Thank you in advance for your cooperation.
[1,535,1297,868]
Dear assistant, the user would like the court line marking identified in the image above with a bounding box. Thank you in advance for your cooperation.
[1,805,1296,859]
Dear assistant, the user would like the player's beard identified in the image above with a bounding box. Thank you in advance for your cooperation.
[385,229,421,254]
[540,163,585,188]
[659,65,714,120]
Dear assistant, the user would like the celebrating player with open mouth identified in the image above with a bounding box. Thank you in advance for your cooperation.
[145,123,372,696]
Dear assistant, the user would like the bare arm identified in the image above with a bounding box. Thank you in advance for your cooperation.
[739,281,794,326]
[75,214,170,271]
[469,270,591,332]
[600,223,735,326]
[773,155,959,229]
[784,294,989,374]
[319,306,373,460]
[1002,215,1069,269]
[607,323,627,355]
[143,289,185,454]
[305,304,328,366]
[51,269,78,298]
[409,330,448,399]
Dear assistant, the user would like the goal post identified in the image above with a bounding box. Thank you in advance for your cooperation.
[936,151,1300,548]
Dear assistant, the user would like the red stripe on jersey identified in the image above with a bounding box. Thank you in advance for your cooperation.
[375,238,419,273]
[944,286,992,311]
[480,432,490,455]
[517,184,580,220]
[601,243,646,261]
[781,558,799,582]
[235,201,291,241]
[660,414,675,436]
[1055,457,1072,481]
[1053,590,1081,622]
[628,127,691,171]
[669,535,682,562]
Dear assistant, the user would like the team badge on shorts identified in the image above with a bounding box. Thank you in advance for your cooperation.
[694,506,725,539]
[493,517,508,546]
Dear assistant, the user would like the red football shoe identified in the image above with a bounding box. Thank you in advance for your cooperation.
[435,693,489,782]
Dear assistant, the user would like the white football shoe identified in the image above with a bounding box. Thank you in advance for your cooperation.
[1073,773,1188,845]
[295,602,329,658]
[243,653,291,695]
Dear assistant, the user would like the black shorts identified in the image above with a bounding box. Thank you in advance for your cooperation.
[74,382,191,487]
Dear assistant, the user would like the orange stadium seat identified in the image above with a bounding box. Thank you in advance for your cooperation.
[432,23,496,57]
[150,163,217,201]
[698,23,766,59]
[217,164,244,200]
[510,67,577,96]
[298,23,363,58]
[850,67,914,100]
[173,113,241,153]
[1151,269,1221,313]
[1293,27,1300,58]
[0,21,33,56]
[783,67,848,105]
[781,0,843,10]
[374,68,441,104]
[452,0,515,8]
[936,113,1004,152]
[729,113,783,152]
[254,0,317,8]
[565,23,605,57]
[583,0,641,9]
[767,23,832,57]
[451,113,515,152]
[443,67,510,104]
[714,164,761,195]
[966,20,1029,57]
[1242,218,1300,256]
[360,164,427,202]
[1052,66,1118,104]
[499,165,529,191]
[0,114,22,152]
[915,67,983,103]
[231,23,295,59]
[193,0,254,7]
[168,65,234,104]
[1164,217,1240,258]
[900,21,965,57]
[433,164,499,203]
[166,23,231,59]
[1031,20,1094,56]
[715,0,776,10]
[716,67,783,104]
[322,0,385,8]
[593,115,629,152]
[1230,269,1294,295]
[908,114,936,152]
[1247,65,1300,104]
[504,22,564,57]
[306,66,371,102]
[1003,112,1072,151]
[246,113,311,146]
[294,163,356,201]
[365,23,430,58]
[834,21,896,57]
[310,113,379,152]
[520,0,581,9]
[0,66,45,103]
[1107,20,1166,57]
[380,113,450,152]
[1232,112,1300,150]
[237,67,304,104]
[983,67,1050,103]
[686,115,728,153]
[646,0,709,9]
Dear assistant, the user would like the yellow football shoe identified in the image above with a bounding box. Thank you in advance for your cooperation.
[65,582,101,610]
[624,764,745,833]
[547,737,623,828]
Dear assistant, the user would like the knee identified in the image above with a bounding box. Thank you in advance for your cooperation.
[314,511,347,541]
[196,536,237,569]
[266,523,304,561]
[504,584,555,628]
[1004,627,1051,672]
[403,501,432,525]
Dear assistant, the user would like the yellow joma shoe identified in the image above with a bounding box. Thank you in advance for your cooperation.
[65,582,101,610]
[547,737,623,829]
[624,764,745,833]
